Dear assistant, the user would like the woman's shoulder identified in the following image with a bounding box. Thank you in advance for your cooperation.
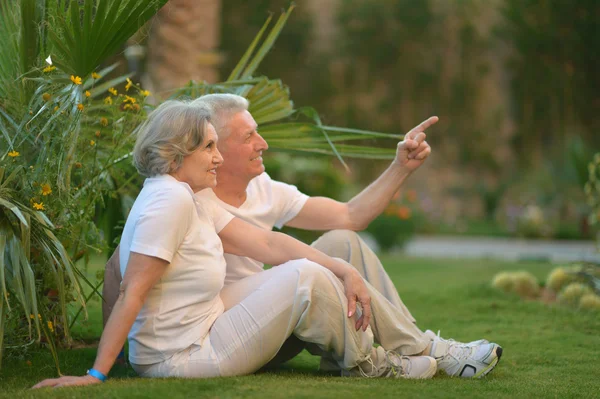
[142,176,196,210]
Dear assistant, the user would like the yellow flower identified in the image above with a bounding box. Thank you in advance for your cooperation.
[108,87,118,96]
[100,117,108,126]
[123,104,132,110]
[43,65,56,73]
[123,95,136,104]
[85,90,91,97]
[90,140,96,146]
[77,103,84,111]
[132,103,140,112]
[53,105,59,112]
[125,78,133,91]
[70,75,82,85]
[30,314,34,319]
[104,96,113,105]
[8,150,19,157]
[141,90,151,97]
[42,92,51,101]
[91,72,101,79]
[95,130,101,138]
[41,183,52,196]
[33,202,44,210]
[47,321,54,332]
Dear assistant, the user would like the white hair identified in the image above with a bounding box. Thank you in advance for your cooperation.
[133,100,212,177]
[192,93,249,138]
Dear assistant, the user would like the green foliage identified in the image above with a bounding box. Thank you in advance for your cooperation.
[0,0,165,371]
[366,191,423,251]
[584,153,600,236]
[500,0,600,158]
[47,0,169,77]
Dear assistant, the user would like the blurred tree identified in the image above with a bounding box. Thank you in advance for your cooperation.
[144,0,223,96]
[500,0,600,165]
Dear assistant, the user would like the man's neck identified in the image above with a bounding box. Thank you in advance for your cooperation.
[213,172,252,208]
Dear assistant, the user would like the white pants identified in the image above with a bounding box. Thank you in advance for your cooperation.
[132,231,429,378]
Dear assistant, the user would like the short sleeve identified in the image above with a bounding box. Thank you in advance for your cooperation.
[202,200,234,233]
[130,186,194,262]
[267,175,309,229]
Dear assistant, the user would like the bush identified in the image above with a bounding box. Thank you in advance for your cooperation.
[558,283,594,306]
[491,271,539,298]
[366,190,424,252]
[579,293,600,311]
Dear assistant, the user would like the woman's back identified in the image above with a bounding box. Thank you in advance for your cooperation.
[119,174,230,365]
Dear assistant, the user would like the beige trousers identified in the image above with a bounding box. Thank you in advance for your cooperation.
[132,258,427,378]
[258,229,422,367]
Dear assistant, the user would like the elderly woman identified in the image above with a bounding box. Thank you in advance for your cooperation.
[34,100,442,388]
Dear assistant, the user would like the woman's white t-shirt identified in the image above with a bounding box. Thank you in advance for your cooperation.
[119,174,234,365]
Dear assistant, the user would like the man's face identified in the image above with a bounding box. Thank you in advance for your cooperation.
[218,110,268,181]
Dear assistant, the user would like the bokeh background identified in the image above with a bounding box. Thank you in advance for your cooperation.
[119,0,599,246]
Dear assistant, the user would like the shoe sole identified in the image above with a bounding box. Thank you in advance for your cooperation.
[474,346,503,378]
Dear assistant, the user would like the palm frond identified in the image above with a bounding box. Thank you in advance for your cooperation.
[47,0,169,78]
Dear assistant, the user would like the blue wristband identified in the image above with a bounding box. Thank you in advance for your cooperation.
[87,368,107,382]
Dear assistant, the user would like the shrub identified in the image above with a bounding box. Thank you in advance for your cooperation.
[492,272,514,293]
[558,283,594,306]
[491,271,539,298]
[546,266,580,293]
[579,293,600,311]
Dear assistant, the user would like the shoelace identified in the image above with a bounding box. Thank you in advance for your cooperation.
[383,350,408,378]
[356,350,408,378]
[434,330,472,362]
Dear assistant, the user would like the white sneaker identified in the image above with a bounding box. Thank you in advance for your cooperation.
[425,329,489,346]
[426,330,503,378]
[343,347,437,379]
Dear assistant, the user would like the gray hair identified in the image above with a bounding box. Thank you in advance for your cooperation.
[192,93,249,138]
[133,99,212,177]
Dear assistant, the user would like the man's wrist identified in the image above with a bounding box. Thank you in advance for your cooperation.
[390,159,412,174]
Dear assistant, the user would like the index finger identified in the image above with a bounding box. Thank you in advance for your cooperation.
[407,116,439,138]
[360,298,372,331]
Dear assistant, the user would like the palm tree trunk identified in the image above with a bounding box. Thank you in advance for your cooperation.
[145,0,222,99]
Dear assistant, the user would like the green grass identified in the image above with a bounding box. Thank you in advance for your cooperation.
[1,256,599,398]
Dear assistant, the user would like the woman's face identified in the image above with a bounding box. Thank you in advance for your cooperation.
[171,123,224,192]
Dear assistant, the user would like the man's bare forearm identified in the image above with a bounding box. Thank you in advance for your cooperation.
[346,162,411,230]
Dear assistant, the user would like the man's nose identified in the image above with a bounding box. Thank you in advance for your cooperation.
[255,133,268,151]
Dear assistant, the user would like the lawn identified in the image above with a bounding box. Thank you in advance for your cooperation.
[1,256,599,398]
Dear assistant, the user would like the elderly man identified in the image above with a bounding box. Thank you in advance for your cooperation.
[103,94,502,378]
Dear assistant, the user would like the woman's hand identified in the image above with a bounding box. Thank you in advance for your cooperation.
[341,267,372,331]
[32,374,101,389]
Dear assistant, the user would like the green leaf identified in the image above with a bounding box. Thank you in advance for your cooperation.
[240,4,296,79]
[227,13,273,81]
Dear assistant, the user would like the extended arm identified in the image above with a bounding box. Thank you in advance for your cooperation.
[33,253,168,388]
[219,217,371,330]
[286,116,437,231]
